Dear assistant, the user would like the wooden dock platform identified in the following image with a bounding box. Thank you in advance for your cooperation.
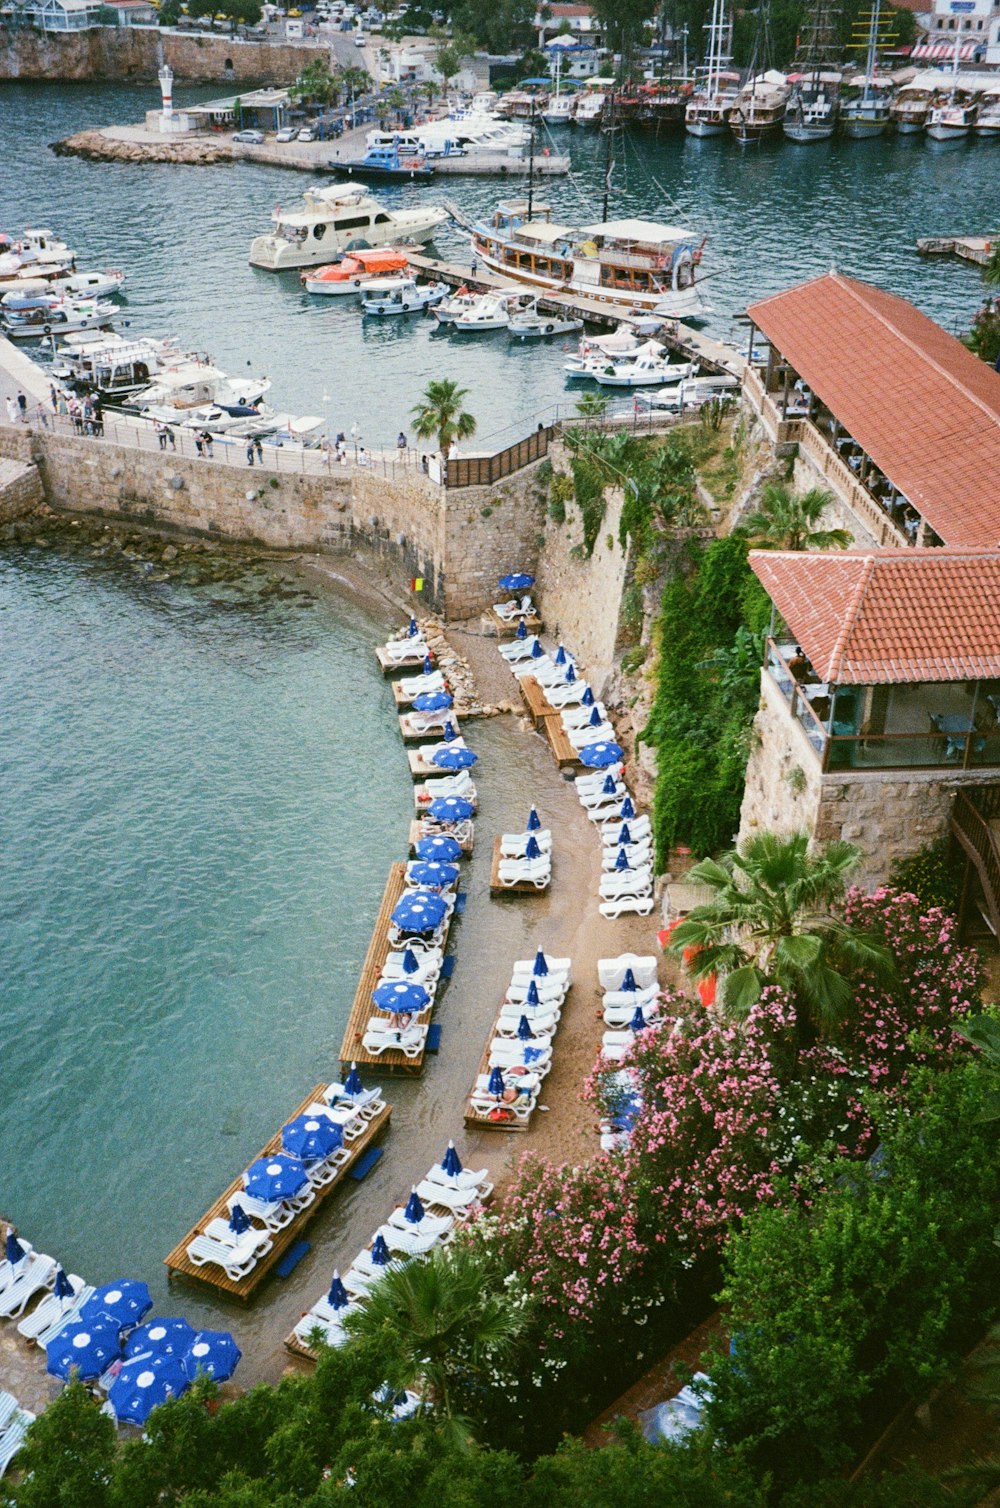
[543,715,584,772]
[164,1088,392,1302]
[518,674,558,730]
[489,835,550,895]
[408,818,474,855]
[398,712,461,744]
[489,608,543,639]
[916,234,991,267]
[376,646,428,674]
[338,863,442,1076]
[413,782,478,816]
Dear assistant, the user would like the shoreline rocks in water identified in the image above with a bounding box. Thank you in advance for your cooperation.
[52,129,236,167]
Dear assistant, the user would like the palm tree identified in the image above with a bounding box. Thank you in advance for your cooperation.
[982,232,1000,290]
[667,831,897,1042]
[574,390,610,421]
[343,1244,528,1441]
[411,379,476,455]
[740,482,852,552]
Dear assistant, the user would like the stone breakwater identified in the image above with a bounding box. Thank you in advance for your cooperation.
[53,130,236,167]
[416,617,517,720]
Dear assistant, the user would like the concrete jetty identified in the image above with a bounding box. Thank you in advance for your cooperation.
[916,235,992,267]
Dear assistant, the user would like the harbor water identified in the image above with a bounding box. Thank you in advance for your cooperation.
[0,80,990,449]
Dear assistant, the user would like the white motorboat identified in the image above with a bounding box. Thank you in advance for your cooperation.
[974,83,1000,138]
[590,353,700,389]
[925,46,977,141]
[450,291,530,333]
[19,227,75,265]
[126,359,271,411]
[1,297,121,339]
[140,401,324,443]
[58,269,126,298]
[564,339,688,384]
[636,374,739,410]
[54,334,181,401]
[432,288,480,324]
[507,299,583,339]
[249,183,448,272]
[361,276,448,314]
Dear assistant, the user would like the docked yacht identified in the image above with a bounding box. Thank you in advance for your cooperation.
[53,334,181,401]
[0,296,121,339]
[729,71,790,143]
[890,80,934,133]
[685,0,739,136]
[449,291,531,332]
[926,92,977,140]
[784,72,841,140]
[249,183,448,272]
[840,0,894,138]
[507,299,583,339]
[974,82,1000,138]
[470,202,708,322]
[360,276,448,314]
[126,359,271,411]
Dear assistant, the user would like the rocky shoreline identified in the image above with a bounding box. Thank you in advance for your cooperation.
[51,130,236,167]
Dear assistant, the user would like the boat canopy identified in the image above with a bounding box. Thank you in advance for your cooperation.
[515,221,577,244]
[581,218,693,244]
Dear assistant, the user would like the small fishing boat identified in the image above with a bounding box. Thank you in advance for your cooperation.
[361,276,448,315]
[302,246,411,295]
[53,334,180,401]
[450,291,532,333]
[506,299,583,339]
[329,144,434,182]
[564,339,687,385]
[432,287,480,325]
[974,83,1000,138]
[0,297,121,339]
[637,373,739,410]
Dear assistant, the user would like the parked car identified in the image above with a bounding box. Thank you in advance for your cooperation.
[275,125,299,142]
[233,129,265,144]
[297,126,318,141]
[354,30,365,43]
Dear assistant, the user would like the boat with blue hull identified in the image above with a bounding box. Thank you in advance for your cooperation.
[330,145,434,183]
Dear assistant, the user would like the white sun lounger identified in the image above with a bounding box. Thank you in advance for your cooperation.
[226,1192,294,1233]
[382,637,428,661]
[323,1078,385,1118]
[601,814,651,845]
[187,1230,273,1281]
[579,782,627,812]
[603,981,659,1012]
[561,702,608,729]
[576,764,623,792]
[504,976,566,1007]
[414,1179,482,1217]
[499,829,553,858]
[0,1245,34,1295]
[601,842,652,871]
[416,768,476,798]
[16,1276,86,1342]
[387,1205,454,1240]
[494,1010,559,1040]
[598,954,659,991]
[493,594,535,621]
[0,1411,35,1480]
[397,669,446,697]
[378,955,442,989]
[497,856,551,889]
[474,1070,542,1097]
[489,1039,552,1075]
[203,1218,273,1256]
[600,867,653,898]
[293,1313,352,1350]
[0,1395,19,1436]
[362,1022,428,1058]
[499,635,540,662]
[511,954,572,984]
[567,722,616,750]
[374,1223,442,1257]
[600,894,655,919]
[35,1287,95,1352]
[0,1257,57,1320]
[424,1161,492,1197]
[546,681,591,709]
[467,1093,536,1122]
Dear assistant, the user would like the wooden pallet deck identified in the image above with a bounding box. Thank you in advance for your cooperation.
[543,716,585,772]
[489,609,543,640]
[338,863,445,1076]
[391,678,442,709]
[164,1091,392,1302]
[398,712,461,744]
[408,818,474,855]
[376,646,427,674]
[409,747,466,779]
[489,835,550,895]
[463,1024,536,1134]
[518,674,558,730]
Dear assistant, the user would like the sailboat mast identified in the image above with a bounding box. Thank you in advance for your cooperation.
[602,88,615,220]
[864,0,879,102]
[527,101,536,220]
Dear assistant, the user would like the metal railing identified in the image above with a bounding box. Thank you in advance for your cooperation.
[444,424,555,489]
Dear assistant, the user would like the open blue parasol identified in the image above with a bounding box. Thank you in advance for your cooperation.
[408,859,459,888]
[47,1316,122,1382]
[515,617,528,641]
[343,1063,364,1096]
[431,743,478,771]
[371,1233,391,1266]
[53,1267,75,1302]
[414,690,453,712]
[326,1271,350,1310]
[282,1112,343,1162]
[629,1006,648,1033]
[441,1141,462,1177]
[403,1188,425,1224]
[428,795,475,821]
[415,834,462,862]
[526,806,541,831]
[580,741,624,769]
[499,572,534,592]
[244,1154,308,1203]
[614,847,632,871]
[620,795,636,820]
[183,1330,241,1383]
[525,834,542,860]
[487,1065,506,1097]
[532,948,549,977]
[109,1354,190,1425]
[228,1202,252,1236]
[517,1014,535,1041]
[390,891,447,932]
[125,1318,196,1361]
[373,979,430,1012]
[80,1281,152,1332]
[622,968,638,992]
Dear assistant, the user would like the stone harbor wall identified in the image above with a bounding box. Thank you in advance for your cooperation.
[0,458,44,523]
[0,27,322,83]
[738,670,826,849]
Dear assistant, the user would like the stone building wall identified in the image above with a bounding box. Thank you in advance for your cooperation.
[738,670,826,848]
[0,459,44,522]
[0,27,323,83]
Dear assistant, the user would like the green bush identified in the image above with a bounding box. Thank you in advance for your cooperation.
[889,839,963,914]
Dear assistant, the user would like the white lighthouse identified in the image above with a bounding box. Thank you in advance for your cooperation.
[158,63,177,132]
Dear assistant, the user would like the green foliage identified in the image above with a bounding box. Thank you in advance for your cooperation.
[889,838,963,914]
[569,452,608,557]
[963,298,1000,366]
[289,57,341,105]
[706,1062,1000,1492]
[157,0,182,22]
[619,581,643,643]
[525,1431,768,1507]
[411,379,476,454]
[739,481,852,552]
[574,390,610,419]
[983,232,1000,290]
[5,1381,116,1508]
[451,0,534,52]
[547,470,573,525]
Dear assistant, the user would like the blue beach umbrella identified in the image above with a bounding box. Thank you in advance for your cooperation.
[526,979,541,1007]
[441,1141,462,1177]
[629,1006,648,1033]
[407,616,419,637]
[582,685,595,706]
[422,654,434,674]
[5,1233,27,1268]
[527,806,541,831]
[428,795,475,822]
[414,690,453,712]
[517,1014,534,1041]
[431,744,477,771]
[282,1112,343,1162]
[564,663,576,683]
[401,949,421,976]
[53,1267,75,1302]
[47,1316,122,1381]
[408,859,459,888]
[390,891,447,932]
[554,644,568,666]
[439,719,455,743]
[244,1154,308,1202]
[617,822,632,847]
[403,1189,425,1224]
[326,1271,350,1310]
[622,968,638,992]
[371,1233,391,1266]
[602,773,617,796]
[525,834,542,860]
[373,979,430,1011]
[614,847,632,871]
[580,741,624,769]
[80,1281,152,1332]
[416,834,462,862]
[109,1353,190,1425]
[499,572,534,592]
[588,706,604,728]
[344,1062,364,1095]
[532,948,549,977]
[125,1318,196,1361]
[515,617,528,640]
[620,795,636,820]
[487,1065,506,1097]
[183,1330,241,1383]
[228,1202,252,1236]
[529,639,544,660]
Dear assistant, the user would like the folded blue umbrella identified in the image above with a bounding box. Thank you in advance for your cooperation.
[229,1202,252,1236]
[617,822,632,846]
[588,705,603,727]
[622,968,638,992]
[5,1233,26,1267]
[580,741,624,768]
[601,773,617,797]
[282,1112,343,1161]
[620,795,636,820]
[614,847,632,871]
[582,685,595,707]
[413,690,453,712]
[630,1006,648,1032]
[327,1271,350,1310]
[515,617,528,641]
[125,1317,196,1361]
[524,1046,546,1064]
[343,1063,364,1095]
[407,616,419,638]
[428,795,474,821]
[525,834,542,860]
[80,1281,152,1332]
[526,806,541,831]
[499,572,534,592]
[529,639,544,660]
[415,834,462,862]
[390,891,447,932]
[422,654,434,674]
[244,1154,308,1202]
[371,1233,391,1266]
[431,744,477,771]
[47,1316,122,1382]
[564,663,577,683]
[373,979,430,1011]
[109,1353,190,1425]
[517,1014,534,1041]
[401,948,421,975]
[441,1141,463,1177]
[183,1330,241,1383]
[487,1065,506,1097]
[408,859,459,888]
[403,1189,425,1224]
[554,644,567,666]
[526,979,541,1006]
[532,948,549,977]
[53,1267,75,1302]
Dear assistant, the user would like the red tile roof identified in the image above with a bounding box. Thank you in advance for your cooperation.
[747,272,1000,548]
[751,548,1000,683]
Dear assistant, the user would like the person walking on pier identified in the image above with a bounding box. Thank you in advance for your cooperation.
[254,438,263,465]
[16,391,27,422]
[5,395,17,426]
[49,383,59,414]
[194,433,204,459]
[165,425,176,451]
[246,439,255,466]
[156,421,168,451]
[201,430,214,459]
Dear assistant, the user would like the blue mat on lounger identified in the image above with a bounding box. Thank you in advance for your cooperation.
[426,1023,442,1053]
[349,1146,383,1182]
[276,1241,310,1278]
[455,894,467,915]
[441,955,456,979]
